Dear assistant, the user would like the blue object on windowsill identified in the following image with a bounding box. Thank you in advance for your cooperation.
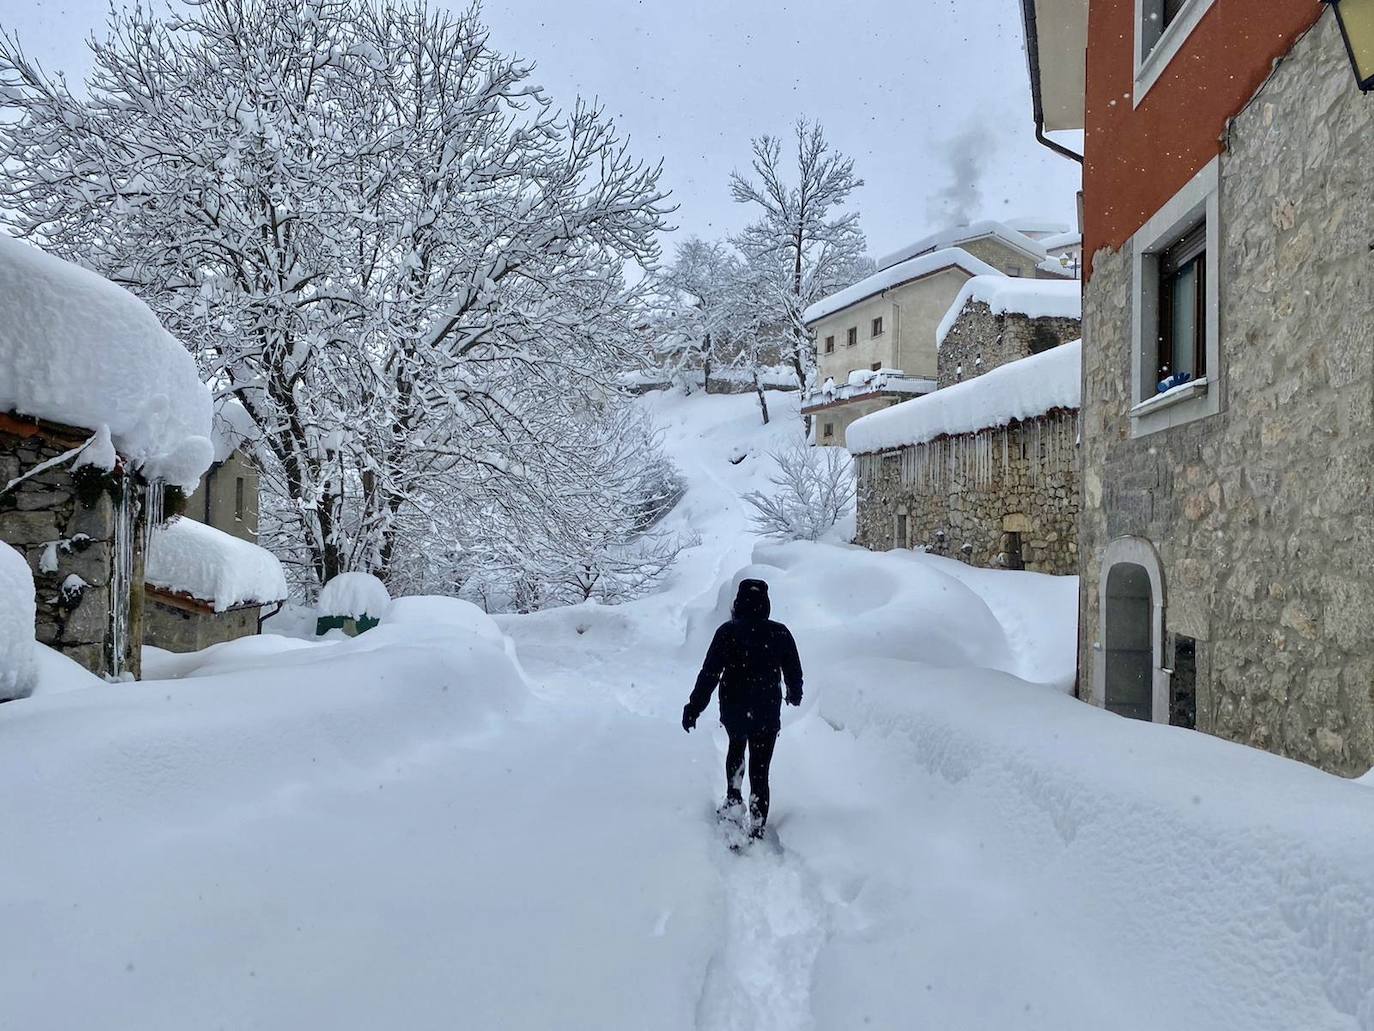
[1156,370,1193,394]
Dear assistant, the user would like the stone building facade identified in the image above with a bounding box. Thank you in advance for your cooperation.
[937,299,1081,388]
[0,413,151,681]
[854,409,1079,574]
[145,589,262,651]
[1073,11,1374,773]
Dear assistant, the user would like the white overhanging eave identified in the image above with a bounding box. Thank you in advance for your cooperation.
[1026,0,1088,133]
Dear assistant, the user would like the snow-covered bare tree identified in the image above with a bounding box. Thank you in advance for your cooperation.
[655,237,741,394]
[743,439,855,542]
[0,0,673,595]
[730,119,870,394]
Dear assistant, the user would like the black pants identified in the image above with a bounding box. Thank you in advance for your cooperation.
[725,728,778,828]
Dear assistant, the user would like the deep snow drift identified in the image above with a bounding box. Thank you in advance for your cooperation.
[2,387,1373,1031]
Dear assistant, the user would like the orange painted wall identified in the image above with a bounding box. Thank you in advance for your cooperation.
[1083,0,1325,276]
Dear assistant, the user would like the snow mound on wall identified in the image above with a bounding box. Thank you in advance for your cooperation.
[0,541,37,701]
[802,247,1002,325]
[936,275,1082,348]
[145,517,287,612]
[0,236,214,490]
[318,571,392,620]
[847,340,1081,455]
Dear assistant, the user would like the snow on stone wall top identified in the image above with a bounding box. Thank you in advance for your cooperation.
[0,236,214,490]
[146,517,287,612]
[875,221,1050,272]
[0,540,38,701]
[802,247,1002,327]
[936,276,1082,348]
[846,340,1082,455]
[317,571,392,621]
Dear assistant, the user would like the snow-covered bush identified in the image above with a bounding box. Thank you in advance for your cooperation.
[0,541,38,701]
[743,440,856,542]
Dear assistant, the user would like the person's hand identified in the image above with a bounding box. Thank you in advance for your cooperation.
[785,689,802,707]
[682,706,697,732]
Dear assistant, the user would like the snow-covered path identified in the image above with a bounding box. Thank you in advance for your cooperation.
[4,389,1374,1030]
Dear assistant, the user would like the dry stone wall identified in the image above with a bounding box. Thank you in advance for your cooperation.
[0,420,146,681]
[938,303,1081,389]
[855,410,1079,575]
[1078,11,1374,775]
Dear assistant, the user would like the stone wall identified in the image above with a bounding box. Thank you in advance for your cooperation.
[937,303,1081,389]
[855,410,1079,575]
[1078,11,1374,775]
[144,591,260,652]
[0,418,146,680]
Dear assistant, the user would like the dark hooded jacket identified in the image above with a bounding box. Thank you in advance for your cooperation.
[686,579,803,734]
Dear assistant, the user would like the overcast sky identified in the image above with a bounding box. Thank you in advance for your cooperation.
[3,0,1081,262]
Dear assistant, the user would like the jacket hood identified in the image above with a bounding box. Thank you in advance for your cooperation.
[732,578,771,621]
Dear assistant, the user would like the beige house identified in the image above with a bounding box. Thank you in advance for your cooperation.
[803,220,1073,447]
[185,399,260,542]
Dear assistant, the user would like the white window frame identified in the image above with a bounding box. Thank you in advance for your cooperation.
[1129,156,1221,438]
[1133,0,1218,107]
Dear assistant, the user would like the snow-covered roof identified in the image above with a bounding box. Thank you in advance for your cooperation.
[211,398,259,465]
[0,540,37,700]
[1040,231,1082,252]
[802,248,1002,326]
[0,236,214,491]
[876,221,1049,272]
[1003,217,1071,238]
[846,340,1081,455]
[317,571,391,620]
[146,517,287,612]
[936,276,1082,348]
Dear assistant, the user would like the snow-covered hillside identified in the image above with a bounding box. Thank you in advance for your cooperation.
[2,388,1372,1030]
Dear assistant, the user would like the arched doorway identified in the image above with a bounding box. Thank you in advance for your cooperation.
[1094,537,1168,723]
[1104,563,1153,719]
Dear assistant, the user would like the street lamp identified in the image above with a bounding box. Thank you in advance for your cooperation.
[1326,0,1374,92]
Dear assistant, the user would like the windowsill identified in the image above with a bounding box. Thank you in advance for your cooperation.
[1129,376,1208,419]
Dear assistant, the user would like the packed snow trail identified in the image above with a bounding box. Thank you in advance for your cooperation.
[4,389,1374,1030]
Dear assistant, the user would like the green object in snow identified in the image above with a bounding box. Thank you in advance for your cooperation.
[315,613,381,637]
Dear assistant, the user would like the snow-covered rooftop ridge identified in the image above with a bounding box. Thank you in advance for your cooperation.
[0,236,214,491]
[1003,217,1071,238]
[846,340,1081,455]
[317,571,391,620]
[936,276,1082,348]
[876,220,1050,272]
[802,248,1002,326]
[1040,231,1082,251]
[145,517,287,612]
[211,397,258,465]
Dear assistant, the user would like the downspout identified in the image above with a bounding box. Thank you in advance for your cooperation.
[257,600,284,635]
[1021,0,1084,164]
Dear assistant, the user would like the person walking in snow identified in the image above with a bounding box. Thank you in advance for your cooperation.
[682,578,803,840]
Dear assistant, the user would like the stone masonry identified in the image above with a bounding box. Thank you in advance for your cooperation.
[938,301,1081,389]
[0,416,147,683]
[1078,12,1374,775]
[855,410,1079,575]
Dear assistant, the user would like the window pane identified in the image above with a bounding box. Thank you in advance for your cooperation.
[1170,261,1199,379]
[1163,0,1186,29]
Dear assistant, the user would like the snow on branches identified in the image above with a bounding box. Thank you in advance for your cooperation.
[743,440,855,542]
[0,0,674,601]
